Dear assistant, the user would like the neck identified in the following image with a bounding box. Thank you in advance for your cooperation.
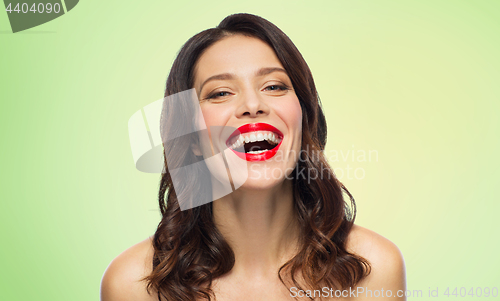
[213,179,300,279]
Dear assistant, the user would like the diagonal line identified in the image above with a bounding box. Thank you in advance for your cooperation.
[140,108,154,148]
[220,150,236,192]
[60,0,68,13]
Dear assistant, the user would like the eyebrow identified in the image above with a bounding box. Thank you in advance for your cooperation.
[199,67,288,92]
[256,67,288,77]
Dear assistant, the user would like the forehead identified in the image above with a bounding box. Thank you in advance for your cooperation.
[193,34,284,84]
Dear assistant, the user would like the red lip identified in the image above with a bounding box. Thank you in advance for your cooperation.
[226,123,283,162]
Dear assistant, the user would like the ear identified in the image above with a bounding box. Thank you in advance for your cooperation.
[191,142,203,157]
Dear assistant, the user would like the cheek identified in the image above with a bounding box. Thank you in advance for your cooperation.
[200,104,231,127]
[198,104,234,156]
[281,97,303,135]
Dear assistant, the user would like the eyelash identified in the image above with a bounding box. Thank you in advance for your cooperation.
[206,84,290,100]
[207,91,231,99]
[264,84,289,92]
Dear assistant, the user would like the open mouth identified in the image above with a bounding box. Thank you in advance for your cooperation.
[226,123,283,161]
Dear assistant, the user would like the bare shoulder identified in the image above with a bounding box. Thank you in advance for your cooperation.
[346,224,406,299]
[100,236,158,301]
[346,224,405,272]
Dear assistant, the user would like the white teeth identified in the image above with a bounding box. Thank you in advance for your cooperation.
[231,137,243,149]
[229,131,281,150]
[247,149,267,154]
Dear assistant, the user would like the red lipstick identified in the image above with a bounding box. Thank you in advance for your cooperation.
[226,123,283,161]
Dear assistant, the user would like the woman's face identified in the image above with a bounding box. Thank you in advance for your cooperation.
[192,34,302,190]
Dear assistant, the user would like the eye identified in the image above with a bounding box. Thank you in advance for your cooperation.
[264,84,289,92]
[207,91,231,100]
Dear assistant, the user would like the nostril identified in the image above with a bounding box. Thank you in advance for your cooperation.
[241,109,265,117]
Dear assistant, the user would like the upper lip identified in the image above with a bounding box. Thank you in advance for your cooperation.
[226,123,283,146]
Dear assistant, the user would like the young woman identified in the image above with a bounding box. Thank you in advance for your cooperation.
[101,13,406,301]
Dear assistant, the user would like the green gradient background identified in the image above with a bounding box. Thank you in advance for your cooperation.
[1,1,499,300]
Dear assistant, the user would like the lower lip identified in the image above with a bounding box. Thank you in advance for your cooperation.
[230,141,283,161]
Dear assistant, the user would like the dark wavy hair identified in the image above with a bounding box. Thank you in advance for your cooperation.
[143,13,370,301]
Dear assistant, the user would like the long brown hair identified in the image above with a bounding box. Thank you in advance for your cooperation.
[143,13,370,301]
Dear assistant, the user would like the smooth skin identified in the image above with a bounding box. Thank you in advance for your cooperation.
[101,35,406,301]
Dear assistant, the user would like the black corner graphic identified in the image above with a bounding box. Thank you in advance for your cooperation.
[64,0,77,12]
[3,0,79,33]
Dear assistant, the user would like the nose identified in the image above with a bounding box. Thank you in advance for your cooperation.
[234,89,270,118]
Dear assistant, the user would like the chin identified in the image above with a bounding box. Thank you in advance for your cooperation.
[236,164,294,191]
